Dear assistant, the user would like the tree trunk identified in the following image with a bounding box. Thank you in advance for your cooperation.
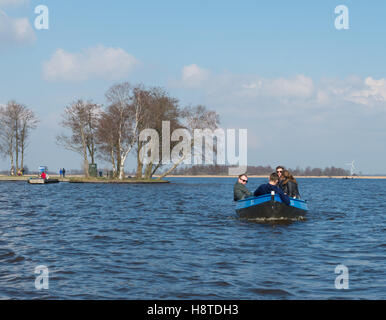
[21,144,24,173]
[83,159,89,178]
[15,120,19,172]
[151,163,161,177]
[135,140,143,179]
[136,162,143,179]
[157,157,185,180]
[119,149,131,180]
[78,125,89,178]
[110,148,116,178]
[10,150,14,175]
[144,162,153,179]
[20,124,26,172]
[9,135,15,175]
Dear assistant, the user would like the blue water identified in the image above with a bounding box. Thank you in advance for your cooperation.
[0,178,384,299]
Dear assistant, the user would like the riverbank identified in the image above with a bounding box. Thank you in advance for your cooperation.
[0,175,169,184]
[154,175,386,179]
[1,174,386,181]
[69,177,169,184]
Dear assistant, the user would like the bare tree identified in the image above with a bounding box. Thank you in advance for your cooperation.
[0,104,16,173]
[19,108,38,171]
[56,100,101,177]
[134,87,181,179]
[96,111,118,177]
[97,82,144,180]
[0,101,38,174]
[157,105,220,180]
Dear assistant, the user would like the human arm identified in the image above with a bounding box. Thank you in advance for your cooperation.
[274,186,291,206]
[253,185,264,197]
[234,183,252,201]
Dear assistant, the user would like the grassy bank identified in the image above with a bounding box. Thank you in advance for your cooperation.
[68,177,169,184]
[1,174,385,182]
[154,175,386,179]
[0,175,169,184]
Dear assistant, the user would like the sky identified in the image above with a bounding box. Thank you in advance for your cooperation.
[1,0,386,174]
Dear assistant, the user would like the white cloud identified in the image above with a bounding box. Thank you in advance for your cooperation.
[0,10,36,46]
[174,64,386,112]
[176,65,315,101]
[181,64,211,87]
[242,82,261,90]
[265,75,314,99]
[0,0,28,8]
[346,77,386,106]
[43,45,140,82]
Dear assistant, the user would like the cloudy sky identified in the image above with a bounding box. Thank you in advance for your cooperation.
[1,0,386,174]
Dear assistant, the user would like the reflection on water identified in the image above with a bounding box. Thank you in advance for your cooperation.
[239,216,307,226]
[0,178,385,299]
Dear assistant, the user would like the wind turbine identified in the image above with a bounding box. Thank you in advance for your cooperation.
[346,160,355,176]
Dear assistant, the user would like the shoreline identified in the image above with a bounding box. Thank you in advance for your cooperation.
[154,175,386,179]
[1,174,386,182]
[0,175,169,184]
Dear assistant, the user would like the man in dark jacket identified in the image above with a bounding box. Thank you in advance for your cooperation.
[234,174,253,201]
[254,173,291,206]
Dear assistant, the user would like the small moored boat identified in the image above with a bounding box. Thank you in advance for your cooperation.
[235,192,308,220]
[28,178,60,184]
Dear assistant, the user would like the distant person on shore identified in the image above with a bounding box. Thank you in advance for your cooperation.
[41,171,47,180]
[59,168,63,177]
[62,168,66,178]
[234,174,253,201]
[281,170,301,199]
[254,173,290,206]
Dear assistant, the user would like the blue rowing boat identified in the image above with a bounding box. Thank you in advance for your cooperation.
[235,193,308,220]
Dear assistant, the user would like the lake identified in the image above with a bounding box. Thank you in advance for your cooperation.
[0,177,384,299]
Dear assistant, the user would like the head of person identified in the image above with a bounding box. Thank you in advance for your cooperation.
[269,172,280,185]
[282,170,297,184]
[238,174,248,185]
[276,166,285,178]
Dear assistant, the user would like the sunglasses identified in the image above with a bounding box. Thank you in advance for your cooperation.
[241,179,248,183]
[277,170,283,173]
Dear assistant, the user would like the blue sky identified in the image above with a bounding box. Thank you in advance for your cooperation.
[1,0,386,174]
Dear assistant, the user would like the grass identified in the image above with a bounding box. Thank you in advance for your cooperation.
[0,175,169,184]
[68,176,169,184]
[0,175,33,181]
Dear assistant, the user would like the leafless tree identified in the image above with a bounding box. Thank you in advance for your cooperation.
[0,101,38,174]
[56,100,101,177]
[96,107,120,177]
[0,104,16,173]
[134,87,181,179]
[157,105,220,180]
[19,108,38,171]
[97,82,144,180]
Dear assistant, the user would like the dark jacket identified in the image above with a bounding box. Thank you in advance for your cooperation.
[282,181,300,199]
[234,182,253,201]
[253,183,291,206]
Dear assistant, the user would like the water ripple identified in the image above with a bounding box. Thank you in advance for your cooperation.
[0,178,384,299]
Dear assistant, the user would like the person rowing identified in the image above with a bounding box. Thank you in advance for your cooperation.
[253,172,290,205]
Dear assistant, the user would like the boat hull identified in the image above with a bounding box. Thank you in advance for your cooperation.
[235,194,308,220]
[28,178,60,184]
